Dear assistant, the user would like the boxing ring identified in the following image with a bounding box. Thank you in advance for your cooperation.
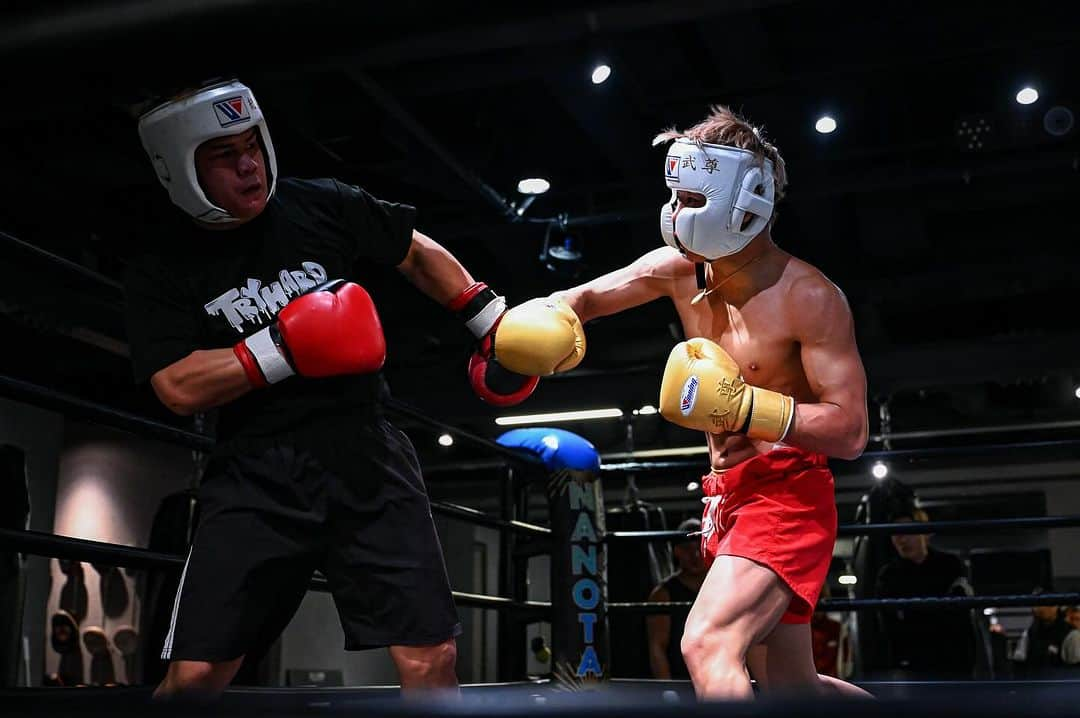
[1,227,1079,710]
[3,364,1080,716]
[6,679,1080,717]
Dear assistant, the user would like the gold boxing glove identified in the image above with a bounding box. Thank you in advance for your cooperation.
[493,297,586,376]
[659,337,795,442]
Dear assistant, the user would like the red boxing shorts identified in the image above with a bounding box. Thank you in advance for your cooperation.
[700,446,837,624]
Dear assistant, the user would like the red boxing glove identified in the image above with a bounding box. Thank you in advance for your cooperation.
[233,280,386,388]
[449,282,538,406]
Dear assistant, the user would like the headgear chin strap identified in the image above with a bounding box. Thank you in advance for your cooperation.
[659,138,775,260]
[138,80,278,223]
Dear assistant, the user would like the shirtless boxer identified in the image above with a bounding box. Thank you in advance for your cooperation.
[492,105,871,700]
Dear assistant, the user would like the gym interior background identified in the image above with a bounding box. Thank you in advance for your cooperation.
[0,1,1078,688]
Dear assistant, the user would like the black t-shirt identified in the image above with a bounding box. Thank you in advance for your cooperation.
[875,547,976,676]
[124,178,415,455]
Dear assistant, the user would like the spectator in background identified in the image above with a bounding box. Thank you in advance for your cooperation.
[875,507,976,679]
[1061,606,1080,666]
[1012,593,1073,675]
[646,518,706,679]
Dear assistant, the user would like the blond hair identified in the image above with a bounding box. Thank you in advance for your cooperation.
[653,105,788,223]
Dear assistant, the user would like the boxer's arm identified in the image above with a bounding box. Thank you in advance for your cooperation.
[553,246,691,323]
[400,232,540,404]
[150,349,253,416]
[646,584,673,679]
[396,230,474,304]
[783,276,869,460]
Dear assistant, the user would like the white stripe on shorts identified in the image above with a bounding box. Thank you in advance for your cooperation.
[160,546,193,660]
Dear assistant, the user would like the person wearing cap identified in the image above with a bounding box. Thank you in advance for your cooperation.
[874,507,977,679]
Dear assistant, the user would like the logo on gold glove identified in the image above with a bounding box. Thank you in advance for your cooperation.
[680,376,699,415]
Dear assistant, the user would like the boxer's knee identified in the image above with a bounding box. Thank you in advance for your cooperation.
[683,624,753,699]
[682,618,746,675]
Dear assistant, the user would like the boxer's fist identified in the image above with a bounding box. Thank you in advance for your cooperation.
[449,282,538,406]
[658,337,794,442]
[467,331,539,406]
[233,280,386,388]
[494,297,586,376]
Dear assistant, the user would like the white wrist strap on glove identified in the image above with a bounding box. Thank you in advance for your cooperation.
[243,326,296,384]
[464,294,506,339]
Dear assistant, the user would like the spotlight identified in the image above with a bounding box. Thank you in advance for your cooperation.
[591,64,612,85]
[815,116,837,134]
[547,237,581,263]
[1016,87,1039,105]
[871,461,889,480]
[637,404,657,415]
[437,433,454,447]
[513,178,550,218]
[838,574,858,585]
[686,481,700,492]
[541,223,584,278]
[517,178,550,195]
[1074,386,1080,399]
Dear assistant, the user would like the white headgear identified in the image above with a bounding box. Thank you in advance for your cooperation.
[137,80,277,223]
[659,138,775,260]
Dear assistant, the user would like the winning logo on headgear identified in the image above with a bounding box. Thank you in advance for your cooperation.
[138,80,277,223]
[665,155,680,181]
[213,96,251,127]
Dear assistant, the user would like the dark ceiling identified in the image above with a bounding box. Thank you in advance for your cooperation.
[1,1,1078,473]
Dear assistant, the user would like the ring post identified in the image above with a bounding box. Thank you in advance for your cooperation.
[496,427,608,684]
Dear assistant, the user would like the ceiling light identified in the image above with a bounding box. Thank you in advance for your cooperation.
[686,481,700,492]
[591,64,612,85]
[637,404,657,415]
[437,433,453,447]
[1074,386,1080,399]
[495,408,624,426]
[517,178,551,195]
[838,574,858,585]
[815,115,837,134]
[1016,87,1039,105]
[871,461,889,480]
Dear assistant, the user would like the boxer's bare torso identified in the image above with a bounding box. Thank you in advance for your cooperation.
[557,240,864,469]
